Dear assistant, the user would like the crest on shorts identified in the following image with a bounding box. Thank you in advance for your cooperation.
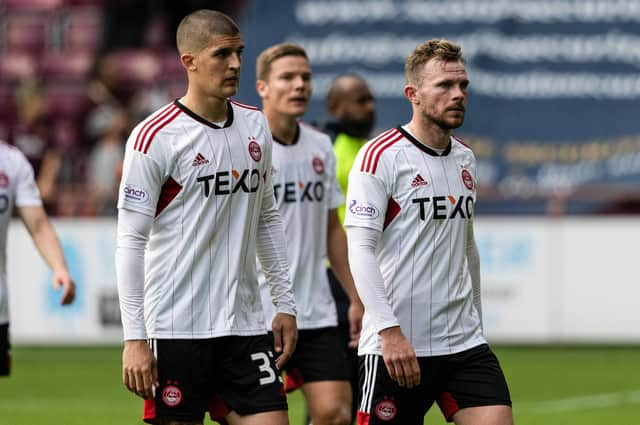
[374,399,397,421]
[248,137,262,162]
[461,168,474,190]
[162,384,183,407]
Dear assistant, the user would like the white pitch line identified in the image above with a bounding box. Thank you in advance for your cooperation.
[518,389,640,414]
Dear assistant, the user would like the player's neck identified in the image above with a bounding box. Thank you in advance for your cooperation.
[406,119,451,151]
[264,110,299,145]
[180,92,229,123]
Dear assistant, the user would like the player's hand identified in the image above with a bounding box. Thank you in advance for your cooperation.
[123,340,158,400]
[347,300,364,349]
[272,313,297,369]
[379,326,420,388]
[52,268,75,305]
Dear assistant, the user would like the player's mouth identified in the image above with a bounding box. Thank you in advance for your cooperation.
[224,77,239,84]
[289,96,308,104]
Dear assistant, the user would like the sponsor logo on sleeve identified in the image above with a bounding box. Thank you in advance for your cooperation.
[348,199,379,219]
[123,184,149,204]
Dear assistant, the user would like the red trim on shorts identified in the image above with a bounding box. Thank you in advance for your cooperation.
[383,197,401,230]
[208,394,231,423]
[230,99,260,110]
[437,391,460,421]
[357,410,371,425]
[134,104,175,151]
[155,176,182,217]
[284,368,304,392]
[143,399,157,424]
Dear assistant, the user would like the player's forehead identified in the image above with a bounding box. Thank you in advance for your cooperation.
[270,55,310,74]
[204,33,244,51]
[422,59,467,82]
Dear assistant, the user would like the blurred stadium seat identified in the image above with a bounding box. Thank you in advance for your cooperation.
[59,6,102,53]
[2,12,54,54]
[0,52,38,83]
[40,51,93,82]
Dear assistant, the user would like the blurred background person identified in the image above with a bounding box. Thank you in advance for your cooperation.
[319,73,376,422]
[8,81,62,212]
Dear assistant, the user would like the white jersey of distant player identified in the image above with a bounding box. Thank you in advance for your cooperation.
[258,123,343,330]
[118,100,275,339]
[345,126,486,356]
[0,143,42,324]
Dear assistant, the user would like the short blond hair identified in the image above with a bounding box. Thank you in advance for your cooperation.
[176,9,240,54]
[405,39,463,85]
[256,43,308,81]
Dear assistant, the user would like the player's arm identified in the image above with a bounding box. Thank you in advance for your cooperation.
[327,208,363,348]
[115,207,157,400]
[256,120,297,369]
[466,218,482,329]
[346,226,420,388]
[17,205,75,305]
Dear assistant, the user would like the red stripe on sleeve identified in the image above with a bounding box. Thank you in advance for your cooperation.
[134,104,175,151]
[142,108,181,154]
[370,133,403,174]
[360,129,396,172]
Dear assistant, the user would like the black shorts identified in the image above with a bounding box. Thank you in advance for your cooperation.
[357,344,511,424]
[280,326,350,392]
[0,323,10,376]
[142,334,287,424]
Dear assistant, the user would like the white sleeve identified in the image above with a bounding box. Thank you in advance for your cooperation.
[14,150,42,207]
[256,117,296,317]
[347,226,399,333]
[467,218,482,329]
[115,207,153,340]
[343,150,389,232]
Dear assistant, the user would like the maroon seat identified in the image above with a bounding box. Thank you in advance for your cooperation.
[0,53,38,83]
[40,51,93,82]
[2,0,63,11]
[59,6,103,53]
[45,82,90,120]
[2,12,53,55]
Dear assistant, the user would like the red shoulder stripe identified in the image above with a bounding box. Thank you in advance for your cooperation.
[230,99,260,111]
[360,129,396,172]
[370,132,403,174]
[134,104,175,151]
[452,135,472,150]
[142,107,182,154]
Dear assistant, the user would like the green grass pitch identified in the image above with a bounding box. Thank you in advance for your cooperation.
[1,346,639,424]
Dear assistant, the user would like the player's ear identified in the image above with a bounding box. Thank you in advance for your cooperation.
[181,53,196,72]
[256,79,268,98]
[404,84,419,105]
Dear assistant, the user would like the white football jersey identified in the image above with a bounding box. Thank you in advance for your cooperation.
[345,126,486,356]
[258,123,344,330]
[0,142,42,324]
[118,100,279,338]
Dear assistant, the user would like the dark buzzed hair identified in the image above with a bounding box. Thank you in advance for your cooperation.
[256,43,308,81]
[405,39,463,85]
[176,9,240,54]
